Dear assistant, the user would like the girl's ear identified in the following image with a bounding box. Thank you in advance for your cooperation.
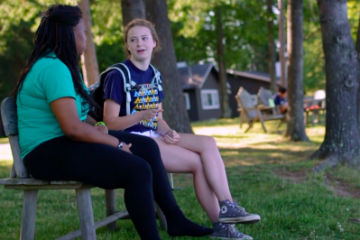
[125,43,131,53]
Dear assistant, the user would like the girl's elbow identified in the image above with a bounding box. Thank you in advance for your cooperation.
[103,118,119,130]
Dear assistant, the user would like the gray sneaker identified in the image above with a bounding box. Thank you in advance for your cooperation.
[211,223,253,240]
[219,200,261,224]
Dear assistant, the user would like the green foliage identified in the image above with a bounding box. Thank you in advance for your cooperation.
[89,0,126,71]
[302,0,360,93]
[0,0,44,99]
[302,0,325,93]
[1,0,360,99]
[168,0,273,72]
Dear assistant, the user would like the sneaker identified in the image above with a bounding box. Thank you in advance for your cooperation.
[219,200,261,224]
[211,222,253,240]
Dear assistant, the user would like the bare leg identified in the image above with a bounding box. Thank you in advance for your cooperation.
[152,137,220,222]
[175,134,233,202]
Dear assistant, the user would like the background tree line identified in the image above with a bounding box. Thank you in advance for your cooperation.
[2,0,360,167]
[2,0,359,101]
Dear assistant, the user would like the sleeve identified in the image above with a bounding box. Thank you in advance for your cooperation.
[103,70,125,106]
[158,75,165,103]
[42,61,76,103]
[274,95,280,106]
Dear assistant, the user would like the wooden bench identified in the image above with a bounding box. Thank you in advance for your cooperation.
[0,97,166,240]
[257,87,286,129]
[235,87,285,133]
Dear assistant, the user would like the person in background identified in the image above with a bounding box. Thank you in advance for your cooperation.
[274,86,288,114]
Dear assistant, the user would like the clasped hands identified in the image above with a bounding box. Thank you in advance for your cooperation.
[140,109,180,144]
[163,129,180,145]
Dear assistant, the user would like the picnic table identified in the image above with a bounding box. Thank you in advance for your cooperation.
[303,91,326,125]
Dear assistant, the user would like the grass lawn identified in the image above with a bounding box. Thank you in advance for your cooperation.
[0,118,359,240]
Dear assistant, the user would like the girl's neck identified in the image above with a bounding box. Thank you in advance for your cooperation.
[130,58,150,71]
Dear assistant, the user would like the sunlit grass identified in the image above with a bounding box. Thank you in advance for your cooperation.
[0,137,11,162]
[1,117,360,239]
[0,137,9,144]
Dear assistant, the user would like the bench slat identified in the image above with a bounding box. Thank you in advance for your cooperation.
[9,135,28,178]
[1,97,18,136]
[0,178,86,190]
[0,178,49,185]
[54,211,129,240]
[5,184,86,190]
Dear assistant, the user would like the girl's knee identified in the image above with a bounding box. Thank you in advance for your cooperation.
[133,160,153,181]
[189,156,203,173]
[144,136,159,147]
[199,135,217,149]
[139,137,160,153]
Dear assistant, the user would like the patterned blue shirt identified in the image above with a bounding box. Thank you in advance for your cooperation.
[103,59,165,132]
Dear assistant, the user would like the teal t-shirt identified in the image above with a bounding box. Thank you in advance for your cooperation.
[17,53,88,158]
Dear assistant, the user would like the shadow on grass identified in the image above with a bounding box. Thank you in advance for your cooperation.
[219,147,315,167]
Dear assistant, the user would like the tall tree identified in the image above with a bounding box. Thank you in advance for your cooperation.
[354,11,360,140]
[278,0,287,87]
[78,0,99,86]
[355,13,360,56]
[284,0,309,141]
[267,0,277,94]
[120,0,146,26]
[215,6,231,118]
[312,0,360,170]
[146,0,192,133]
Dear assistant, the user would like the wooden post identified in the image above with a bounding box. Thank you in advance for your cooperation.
[155,203,167,230]
[76,189,96,240]
[105,189,117,230]
[20,190,38,240]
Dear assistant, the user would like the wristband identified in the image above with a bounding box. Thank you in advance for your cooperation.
[95,121,108,134]
[95,121,106,127]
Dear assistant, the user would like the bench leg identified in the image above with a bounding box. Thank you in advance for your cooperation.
[277,118,285,129]
[244,120,253,133]
[76,188,96,240]
[105,189,117,230]
[20,190,38,240]
[239,113,243,129]
[169,173,174,189]
[256,109,267,133]
[155,203,167,230]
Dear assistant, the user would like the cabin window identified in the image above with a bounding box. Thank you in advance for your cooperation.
[201,89,220,110]
[184,92,190,110]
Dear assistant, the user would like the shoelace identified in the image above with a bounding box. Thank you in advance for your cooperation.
[230,203,246,213]
[228,224,243,237]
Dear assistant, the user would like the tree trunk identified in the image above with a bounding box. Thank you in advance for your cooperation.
[355,14,360,136]
[215,6,231,118]
[312,0,360,171]
[120,0,146,26]
[278,0,287,87]
[355,14,360,55]
[284,0,309,141]
[78,0,99,86]
[267,0,277,94]
[145,0,192,133]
